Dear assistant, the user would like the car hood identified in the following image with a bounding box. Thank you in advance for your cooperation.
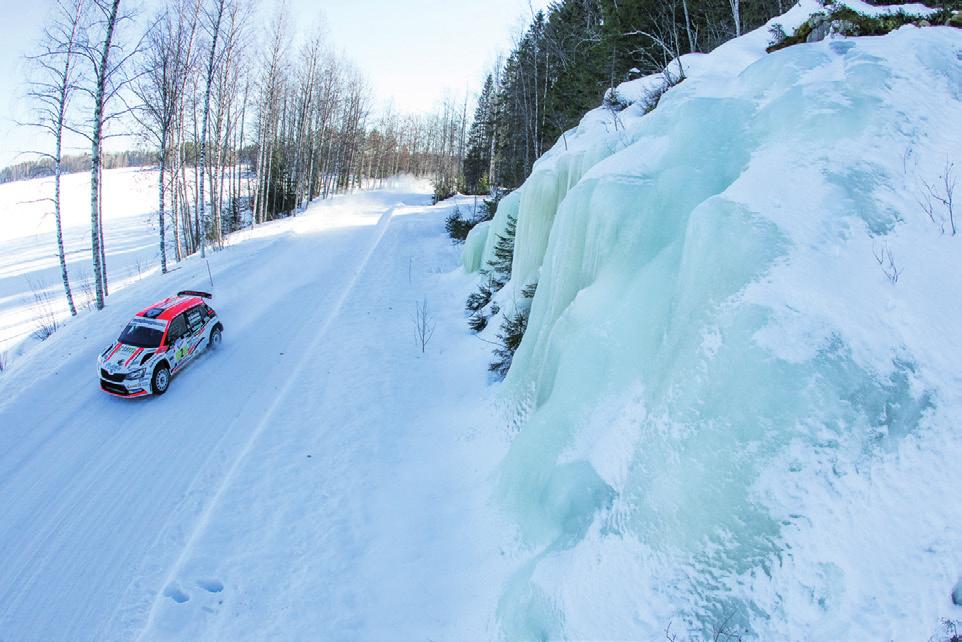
[100,343,155,373]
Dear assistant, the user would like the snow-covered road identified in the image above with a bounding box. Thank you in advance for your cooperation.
[0,187,509,640]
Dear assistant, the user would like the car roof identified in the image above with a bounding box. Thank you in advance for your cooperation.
[135,295,204,323]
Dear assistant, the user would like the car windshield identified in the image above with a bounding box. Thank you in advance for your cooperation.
[118,320,164,348]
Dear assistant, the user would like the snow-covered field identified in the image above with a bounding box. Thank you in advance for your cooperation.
[0,167,162,357]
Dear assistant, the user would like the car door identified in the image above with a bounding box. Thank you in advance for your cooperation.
[166,314,189,371]
[184,305,206,357]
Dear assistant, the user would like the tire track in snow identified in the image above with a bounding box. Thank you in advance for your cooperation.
[134,204,402,638]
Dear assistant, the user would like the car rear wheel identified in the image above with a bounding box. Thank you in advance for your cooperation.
[151,364,170,395]
[209,327,222,350]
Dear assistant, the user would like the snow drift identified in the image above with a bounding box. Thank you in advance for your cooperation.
[473,2,962,639]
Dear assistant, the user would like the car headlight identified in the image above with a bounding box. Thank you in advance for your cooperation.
[126,368,146,380]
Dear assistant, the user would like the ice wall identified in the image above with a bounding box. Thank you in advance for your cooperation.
[478,188,522,272]
[481,94,649,293]
[487,16,962,642]
[461,221,490,273]
[477,1,821,296]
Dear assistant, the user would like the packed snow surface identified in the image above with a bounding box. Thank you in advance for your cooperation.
[471,4,962,640]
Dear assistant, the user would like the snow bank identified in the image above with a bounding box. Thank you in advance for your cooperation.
[839,0,940,18]
[481,5,962,640]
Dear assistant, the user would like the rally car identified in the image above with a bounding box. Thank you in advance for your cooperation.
[98,290,223,397]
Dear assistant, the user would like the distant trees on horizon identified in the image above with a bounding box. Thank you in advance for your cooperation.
[0,150,154,184]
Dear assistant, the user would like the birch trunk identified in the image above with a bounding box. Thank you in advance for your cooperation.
[98,162,108,297]
[158,134,168,273]
[89,0,121,310]
[198,0,225,259]
[54,132,76,316]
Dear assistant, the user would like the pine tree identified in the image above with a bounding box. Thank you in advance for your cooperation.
[464,211,517,333]
[488,211,517,280]
[461,74,495,194]
[483,0,787,190]
[488,281,538,378]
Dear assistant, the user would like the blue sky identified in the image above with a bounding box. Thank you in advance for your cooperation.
[0,0,549,167]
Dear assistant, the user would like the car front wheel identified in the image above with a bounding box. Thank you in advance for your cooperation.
[151,364,171,395]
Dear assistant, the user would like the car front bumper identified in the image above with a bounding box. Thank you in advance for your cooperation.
[99,366,151,397]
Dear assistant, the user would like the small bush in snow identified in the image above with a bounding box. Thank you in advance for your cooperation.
[132,257,149,280]
[464,192,519,334]
[446,196,503,243]
[917,161,957,236]
[466,278,498,314]
[466,277,503,334]
[929,619,962,642]
[480,197,498,222]
[488,212,517,278]
[77,269,97,311]
[433,178,456,204]
[665,610,745,642]
[767,22,788,49]
[445,207,475,242]
[0,352,6,373]
[872,240,902,284]
[467,311,488,332]
[413,297,437,354]
[464,214,516,334]
[28,278,60,341]
[489,310,528,379]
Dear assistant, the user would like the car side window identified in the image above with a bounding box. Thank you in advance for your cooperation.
[185,306,205,335]
[167,315,187,343]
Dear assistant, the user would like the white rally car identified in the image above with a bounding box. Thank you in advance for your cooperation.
[98,291,223,397]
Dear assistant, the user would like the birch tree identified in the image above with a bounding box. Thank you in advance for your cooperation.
[134,0,200,274]
[77,0,127,309]
[207,0,248,241]
[729,0,741,37]
[25,0,87,316]
[197,0,228,258]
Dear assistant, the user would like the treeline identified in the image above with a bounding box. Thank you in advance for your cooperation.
[26,0,463,317]
[250,11,470,218]
[0,150,154,184]
[462,0,790,193]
